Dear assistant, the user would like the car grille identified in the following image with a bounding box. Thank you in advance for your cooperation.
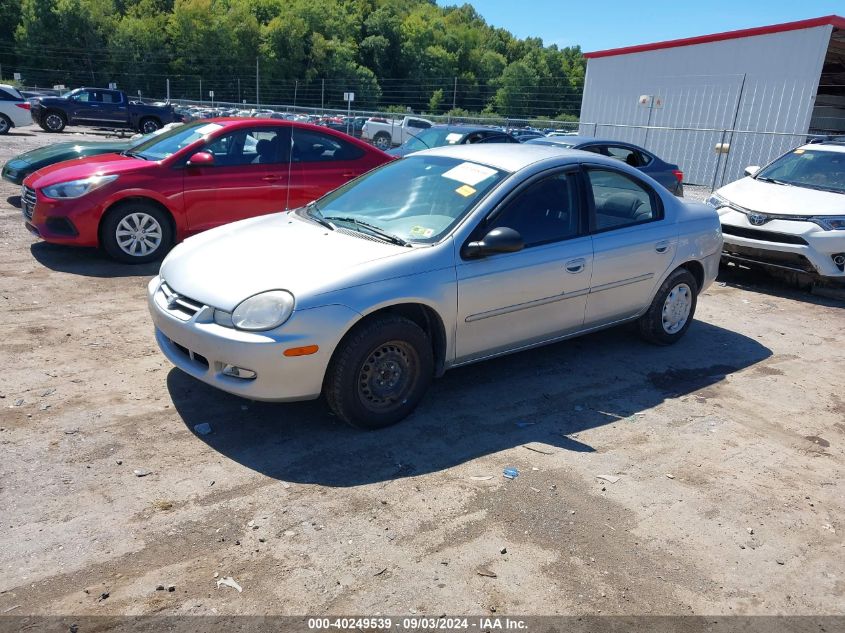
[21,185,36,221]
[723,244,817,273]
[721,225,809,245]
[159,281,205,320]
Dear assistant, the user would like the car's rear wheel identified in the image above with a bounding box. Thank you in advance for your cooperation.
[43,111,66,132]
[324,315,434,429]
[0,114,10,135]
[139,117,161,134]
[373,132,391,151]
[101,201,173,264]
[638,268,698,345]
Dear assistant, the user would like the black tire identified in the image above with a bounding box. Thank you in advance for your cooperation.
[638,267,698,345]
[139,117,161,134]
[100,201,173,264]
[43,110,66,132]
[0,114,10,135]
[373,132,392,151]
[324,315,434,429]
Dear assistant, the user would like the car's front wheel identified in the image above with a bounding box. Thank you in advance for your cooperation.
[638,267,698,345]
[0,114,11,135]
[101,201,173,264]
[42,111,66,132]
[324,315,434,429]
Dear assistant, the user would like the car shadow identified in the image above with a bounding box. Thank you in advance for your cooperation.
[717,263,844,307]
[7,195,21,208]
[167,320,771,487]
[30,242,161,278]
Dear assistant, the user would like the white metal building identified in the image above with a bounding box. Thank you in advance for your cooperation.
[579,16,845,186]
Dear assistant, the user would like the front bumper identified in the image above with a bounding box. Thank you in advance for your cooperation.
[718,208,845,279]
[148,276,361,402]
[21,184,102,246]
[2,161,30,185]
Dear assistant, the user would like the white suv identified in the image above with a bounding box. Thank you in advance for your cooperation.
[0,84,32,135]
[708,142,845,282]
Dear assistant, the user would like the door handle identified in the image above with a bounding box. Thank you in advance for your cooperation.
[261,175,281,182]
[565,258,585,274]
[655,240,671,253]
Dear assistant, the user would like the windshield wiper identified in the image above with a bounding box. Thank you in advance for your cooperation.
[122,150,148,160]
[323,216,411,247]
[755,176,790,186]
[304,202,336,230]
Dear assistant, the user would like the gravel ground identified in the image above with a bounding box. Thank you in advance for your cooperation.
[0,127,843,618]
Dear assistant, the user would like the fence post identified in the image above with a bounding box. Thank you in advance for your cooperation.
[711,129,727,193]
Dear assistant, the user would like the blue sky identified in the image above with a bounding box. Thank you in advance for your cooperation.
[436,1,845,52]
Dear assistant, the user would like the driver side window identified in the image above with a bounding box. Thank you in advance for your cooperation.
[487,171,581,247]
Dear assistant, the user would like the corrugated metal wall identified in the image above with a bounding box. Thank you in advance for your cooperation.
[579,26,833,186]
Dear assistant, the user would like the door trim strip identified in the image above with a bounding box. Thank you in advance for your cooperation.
[588,272,654,294]
[465,288,590,323]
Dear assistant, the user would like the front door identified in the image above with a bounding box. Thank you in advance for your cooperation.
[455,169,593,363]
[182,126,291,233]
[583,166,677,326]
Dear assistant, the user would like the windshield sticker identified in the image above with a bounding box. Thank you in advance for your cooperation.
[445,132,464,144]
[196,123,223,136]
[455,184,477,197]
[409,225,435,238]
[442,162,498,186]
[793,149,805,154]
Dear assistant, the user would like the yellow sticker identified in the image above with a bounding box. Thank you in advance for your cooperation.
[794,149,805,154]
[455,184,476,197]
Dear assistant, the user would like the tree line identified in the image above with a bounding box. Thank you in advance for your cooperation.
[0,0,585,118]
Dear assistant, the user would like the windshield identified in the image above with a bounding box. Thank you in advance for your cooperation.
[307,155,508,243]
[527,138,576,149]
[60,88,82,99]
[756,148,845,193]
[401,128,468,152]
[129,121,223,161]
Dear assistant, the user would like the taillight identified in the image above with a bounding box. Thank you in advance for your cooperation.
[15,102,31,110]
[672,169,683,183]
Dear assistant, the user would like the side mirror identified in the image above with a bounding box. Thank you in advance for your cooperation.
[744,165,760,177]
[463,227,524,259]
[187,151,214,167]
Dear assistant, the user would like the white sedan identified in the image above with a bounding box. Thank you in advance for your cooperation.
[709,142,845,281]
[149,144,722,429]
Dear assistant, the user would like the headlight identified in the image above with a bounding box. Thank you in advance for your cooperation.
[705,193,730,209]
[230,290,294,331]
[810,216,845,231]
[41,174,118,199]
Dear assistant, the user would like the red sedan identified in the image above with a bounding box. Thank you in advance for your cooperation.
[21,119,393,262]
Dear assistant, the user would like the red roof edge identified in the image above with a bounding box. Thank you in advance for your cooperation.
[584,15,845,59]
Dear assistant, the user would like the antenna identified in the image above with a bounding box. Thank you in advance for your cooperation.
[285,122,294,211]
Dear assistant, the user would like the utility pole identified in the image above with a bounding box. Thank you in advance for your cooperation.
[166,78,170,102]
[255,57,259,108]
[199,78,202,104]
[237,77,241,103]
[452,76,457,111]
[293,80,298,108]
[321,78,325,113]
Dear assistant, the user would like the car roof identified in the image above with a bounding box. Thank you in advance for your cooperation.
[429,124,503,133]
[798,142,845,153]
[413,143,593,173]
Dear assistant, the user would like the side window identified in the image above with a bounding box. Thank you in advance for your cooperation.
[0,88,17,101]
[72,91,92,102]
[100,91,121,104]
[408,119,430,130]
[587,168,661,231]
[206,127,291,166]
[487,172,581,247]
[291,129,364,162]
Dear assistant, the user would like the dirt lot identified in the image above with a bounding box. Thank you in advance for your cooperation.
[0,127,843,618]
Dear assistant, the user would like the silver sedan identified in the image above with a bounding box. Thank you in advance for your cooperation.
[148,144,722,428]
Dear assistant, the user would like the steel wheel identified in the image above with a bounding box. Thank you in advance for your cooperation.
[0,115,10,135]
[373,134,391,150]
[661,282,692,334]
[44,113,65,132]
[115,212,164,257]
[357,340,418,412]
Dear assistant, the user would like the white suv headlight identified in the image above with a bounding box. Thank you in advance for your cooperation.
[706,193,730,209]
[42,175,118,199]
[811,216,845,230]
[230,290,295,331]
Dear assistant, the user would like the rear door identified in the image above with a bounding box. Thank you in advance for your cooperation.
[455,168,593,363]
[583,166,677,326]
[286,128,370,209]
[96,90,129,126]
[182,125,291,232]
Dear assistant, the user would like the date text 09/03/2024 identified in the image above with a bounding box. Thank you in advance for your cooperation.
[307,617,528,630]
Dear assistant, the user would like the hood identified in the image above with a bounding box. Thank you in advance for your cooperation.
[26,152,151,188]
[718,177,845,216]
[160,213,409,311]
[10,140,131,167]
